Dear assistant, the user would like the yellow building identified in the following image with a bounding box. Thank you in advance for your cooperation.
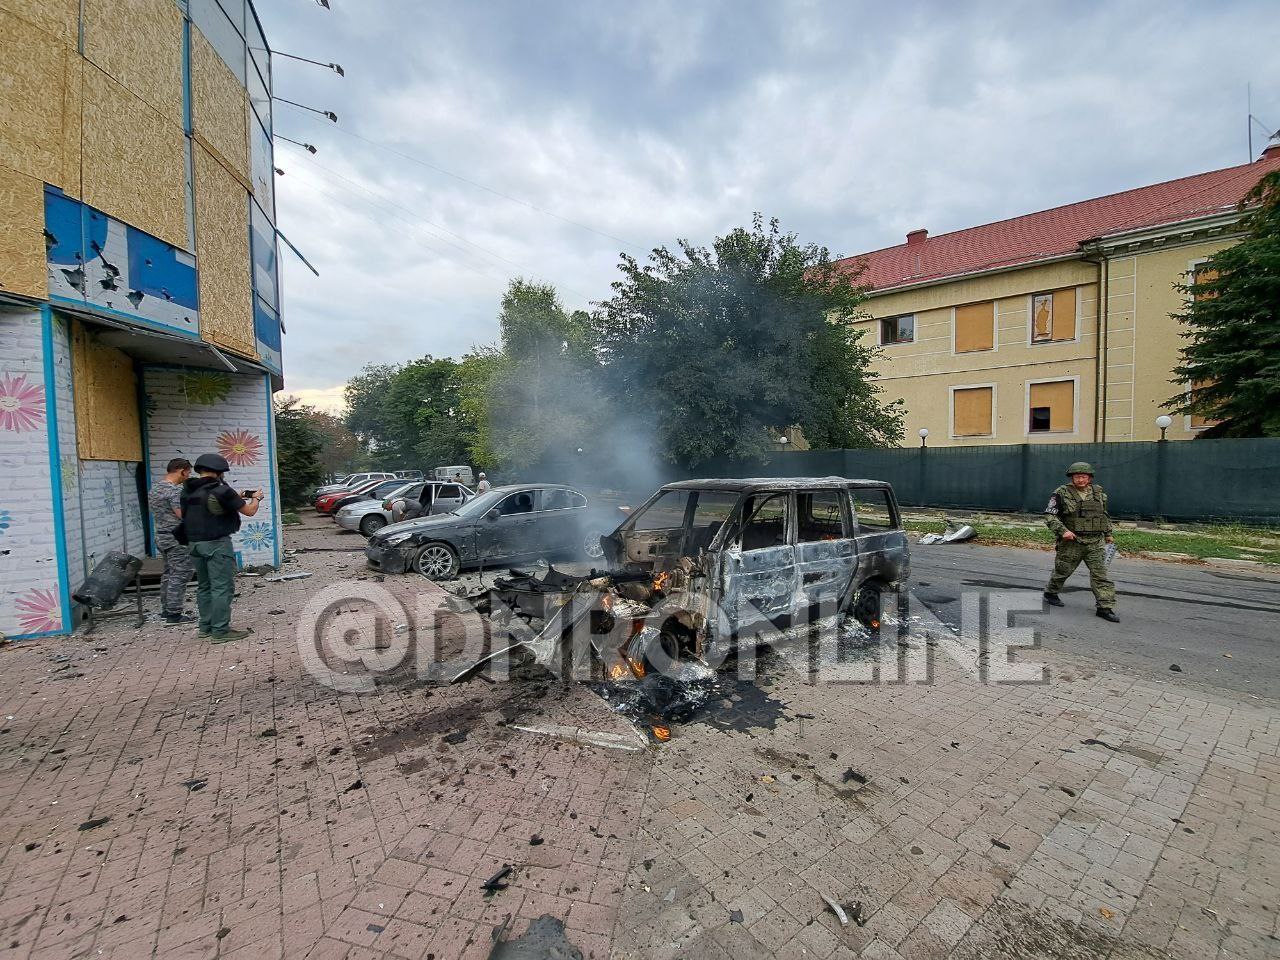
[838,146,1280,447]
[1,0,286,638]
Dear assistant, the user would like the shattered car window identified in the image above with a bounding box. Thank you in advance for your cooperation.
[738,493,789,551]
[851,488,896,531]
[543,488,586,511]
[631,490,691,531]
[687,491,739,553]
[798,490,847,542]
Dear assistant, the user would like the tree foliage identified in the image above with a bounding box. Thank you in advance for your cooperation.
[594,215,903,466]
[1166,170,1280,437]
[342,357,475,468]
[273,396,326,506]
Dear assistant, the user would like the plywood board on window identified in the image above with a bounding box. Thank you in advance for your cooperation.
[71,321,144,461]
[954,302,994,352]
[953,387,993,437]
[1052,288,1076,340]
[82,64,188,250]
[0,0,79,45]
[83,0,184,125]
[1029,380,1074,432]
[191,27,251,185]
[0,166,47,300]
[0,10,72,187]
[194,144,255,357]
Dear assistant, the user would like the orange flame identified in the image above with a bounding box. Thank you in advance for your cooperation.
[608,663,628,681]
[651,725,671,742]
[627,657,646,679]
[652,571,670,593]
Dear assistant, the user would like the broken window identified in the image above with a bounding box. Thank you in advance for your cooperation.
[1029,406,1051,432]
[686,491,738,553]
[798,491,847,542]
[880,314,914,345]
[631,490,690,531]
[542,489,585,510]
[1031,288,1076,343]
[495,492,535,516]
[738,494,789,551]
[1028,380,1074,432]
[851,489,895,531]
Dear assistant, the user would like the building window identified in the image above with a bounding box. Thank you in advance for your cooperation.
[1191,263,1219,302]
[1027,379,1075,433]
[880,314,914,344]
[1031,287,1077,343]
[954,302,994,352]
[1187,379,1221,429]
[952,386,994,437]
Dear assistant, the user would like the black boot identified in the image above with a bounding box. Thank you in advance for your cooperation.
[1096,608,1120,623]
[1043,592,1064,607]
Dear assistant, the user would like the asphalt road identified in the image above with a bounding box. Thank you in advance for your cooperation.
[907,541,1280,701]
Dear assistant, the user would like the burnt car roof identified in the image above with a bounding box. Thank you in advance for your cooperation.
[658,476,892,493]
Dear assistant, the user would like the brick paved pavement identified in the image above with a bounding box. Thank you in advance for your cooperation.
[1,516,1277,958]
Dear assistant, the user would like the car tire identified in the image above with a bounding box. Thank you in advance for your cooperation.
[851,585,883,631]
[359,514,387,537]
[413,542,460,580]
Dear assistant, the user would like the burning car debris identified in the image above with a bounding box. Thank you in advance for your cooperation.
[447,478,910,691]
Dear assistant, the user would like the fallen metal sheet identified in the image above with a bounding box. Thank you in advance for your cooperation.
[918,518,975,545]
[264,571,313,582]
[512,722,647,752]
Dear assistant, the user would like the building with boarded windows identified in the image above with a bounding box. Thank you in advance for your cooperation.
[838,144,1280,447]
[0,0,285,640]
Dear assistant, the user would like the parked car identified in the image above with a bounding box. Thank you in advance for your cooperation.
[315,477,394,514]
[365,483,613,578]
[336,481,472,537]
[326,478,413,517]
[314,472,396,497]
[387,481,473,523]
[433,465,475,486]
[449,477,911,683]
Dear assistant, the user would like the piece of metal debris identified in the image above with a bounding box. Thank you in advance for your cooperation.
[850,901,867,926]
[842,768,868,785]
[821,894,849,927]
[264,572,312,582]
[78,817,110,831]
[729,909,744,924]
[512,723,646,753]
[481,865,513,893]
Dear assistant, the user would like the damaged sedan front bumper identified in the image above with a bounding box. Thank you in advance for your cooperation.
[365,540,413,574]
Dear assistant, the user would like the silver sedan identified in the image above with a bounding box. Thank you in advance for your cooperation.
[334,482,418,537]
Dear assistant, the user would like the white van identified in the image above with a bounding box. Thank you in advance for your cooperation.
[433,465,475,486]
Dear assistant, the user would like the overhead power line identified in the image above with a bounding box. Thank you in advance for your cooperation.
[278,102,647,252]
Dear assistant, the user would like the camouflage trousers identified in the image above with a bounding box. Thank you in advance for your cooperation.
[160,545,195,616]
[1046,536,1116,610]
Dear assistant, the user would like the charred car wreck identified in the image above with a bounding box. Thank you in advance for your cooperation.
[450,478,910,683]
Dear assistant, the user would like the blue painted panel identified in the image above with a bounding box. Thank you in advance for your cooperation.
[253,296,282,373]
[249,199,278,309]
[43,187,200,337]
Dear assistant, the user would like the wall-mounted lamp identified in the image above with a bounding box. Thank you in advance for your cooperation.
[918,427,929,448]
[275,134,317,153]
[273,96,338,123]
[274,166,285,176]
[274,51,345,76]
[1155,414,1172,441]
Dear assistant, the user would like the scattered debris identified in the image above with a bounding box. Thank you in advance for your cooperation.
[24,842,41,852]
[821,894,850,927]
[489,914,583,959]
[442,730,467,745]
[181,777,208,792]
[729,909,744,924]
[216,927,230,940]
[842,769,868,785]
[264,572,312,582]
[266,609,286,615]
[991,838,1011,851]
[529,835,544,846]
[849,901,867,926]
[1169,664,1183,672]
[662,888,676,903]
[259,728,278,738]
[918,517,976,545]
[481,864,513,893]
[342,780,363,793]
[78,817,110,831]
[366,923,384,933]
[1099,906,1116,920]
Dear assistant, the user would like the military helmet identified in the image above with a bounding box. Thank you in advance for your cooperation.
[1066,461,1095,476]
[194,452,231,474]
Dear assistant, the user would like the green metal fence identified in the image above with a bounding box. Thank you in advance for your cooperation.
[687,439,1280,524]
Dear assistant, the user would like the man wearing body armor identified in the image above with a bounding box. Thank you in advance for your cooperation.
[181,453,263,642]
[1043,462,1120,623]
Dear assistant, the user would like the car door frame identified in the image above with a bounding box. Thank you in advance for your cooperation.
[476,488,542,565]
[719,489,799,631]
[794,487,859,612]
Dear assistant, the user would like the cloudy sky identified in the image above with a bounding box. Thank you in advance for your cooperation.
[254,0,1279,411]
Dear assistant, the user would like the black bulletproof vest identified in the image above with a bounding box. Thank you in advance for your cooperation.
[181,477,241,541]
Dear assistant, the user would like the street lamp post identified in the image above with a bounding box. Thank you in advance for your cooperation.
[1155,415,1172,442]
[918,427,929,448]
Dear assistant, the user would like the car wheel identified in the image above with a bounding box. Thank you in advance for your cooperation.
[582,529,605,561]
[413,542,460,580]
[851,585,882,631]
[359,514,387,537]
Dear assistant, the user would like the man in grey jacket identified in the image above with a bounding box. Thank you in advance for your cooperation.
[148,457,195,624]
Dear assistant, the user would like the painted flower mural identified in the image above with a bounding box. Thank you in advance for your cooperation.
[16,587,61,634]
[0,373,46,432]
[0,509,10,536]
[239,521,275,550]
[181,371,233,406]
[217,429,263,467]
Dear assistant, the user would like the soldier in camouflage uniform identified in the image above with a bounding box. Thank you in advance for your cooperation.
[148,457,196,624]
[1043,461,1120,622]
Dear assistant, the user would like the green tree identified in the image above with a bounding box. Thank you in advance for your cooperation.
[342,358,473,468]
[480,279,610,470]
[595,214,903,466]
[273,396,326,506]
[1165,170,1280,437]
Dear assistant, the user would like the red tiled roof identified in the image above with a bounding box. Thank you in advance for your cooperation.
[838,152,1280,292]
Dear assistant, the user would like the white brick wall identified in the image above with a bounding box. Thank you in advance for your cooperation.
[0,306,66,639]
[78,459,146,572]
[142,368,280,569]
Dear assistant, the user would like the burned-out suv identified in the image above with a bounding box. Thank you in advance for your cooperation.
[452,477,910,682]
